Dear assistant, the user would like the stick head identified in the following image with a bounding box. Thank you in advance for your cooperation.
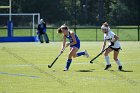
[90,61,93,64]
[48,65,51,68]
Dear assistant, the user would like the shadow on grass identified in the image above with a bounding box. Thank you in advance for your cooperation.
[109,70,133,72]
[76,69,95,72]
[120,70,133,72]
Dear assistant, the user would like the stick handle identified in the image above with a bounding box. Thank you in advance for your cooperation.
[90,46,111,63]
[90,53,102,63]
[48,47,66,68]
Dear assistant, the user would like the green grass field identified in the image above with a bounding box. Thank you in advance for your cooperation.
[0,42,140,93]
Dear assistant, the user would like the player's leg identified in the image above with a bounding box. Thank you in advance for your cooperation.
[38,34,43,43]
[74,44,89,58]
[76,50,89,58]
[104,48,113,70]
[64,47,78,71]
[113,50,122,71]
[43,33,49,43]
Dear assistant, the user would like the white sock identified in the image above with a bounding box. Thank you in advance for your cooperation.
[105,56,110,65]
[116,59,122,66]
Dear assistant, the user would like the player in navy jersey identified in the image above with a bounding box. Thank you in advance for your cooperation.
[37,19,49,43]
[57,24,89,71]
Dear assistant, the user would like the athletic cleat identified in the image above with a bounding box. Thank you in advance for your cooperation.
[84,50,89,58]
[118,66,122,71]
[104,64,111,70]
[63,68,68,71]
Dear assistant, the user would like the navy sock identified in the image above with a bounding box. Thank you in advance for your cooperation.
[77,52,85,57]
[66,59,72,70]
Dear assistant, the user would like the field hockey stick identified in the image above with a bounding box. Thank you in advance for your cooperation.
[48,47,66,68]
[90,46,111,63]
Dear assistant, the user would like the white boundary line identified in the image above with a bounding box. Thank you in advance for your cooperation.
[0,62,89,68]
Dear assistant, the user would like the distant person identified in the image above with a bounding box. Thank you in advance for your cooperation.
[37,19,49,43]
[57,24,89,71]
[101,22,123,71]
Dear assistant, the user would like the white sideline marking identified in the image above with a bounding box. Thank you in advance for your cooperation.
[0,62,89,68]
[0,72,40,78]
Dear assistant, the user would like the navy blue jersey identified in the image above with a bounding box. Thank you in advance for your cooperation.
[37,22,46,34]
[65,32,80,49]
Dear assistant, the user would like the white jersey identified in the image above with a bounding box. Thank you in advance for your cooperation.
[104,31,121,48]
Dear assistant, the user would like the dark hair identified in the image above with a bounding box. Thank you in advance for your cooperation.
[57,24,69,34]
[57,28,62,34]
[103,22,109,27]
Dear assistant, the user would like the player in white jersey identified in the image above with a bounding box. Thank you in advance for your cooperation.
[101,22,122,71]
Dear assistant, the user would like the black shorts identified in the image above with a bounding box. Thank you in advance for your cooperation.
[110,47,121,51]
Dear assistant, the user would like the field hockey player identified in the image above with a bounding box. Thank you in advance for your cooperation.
[57,24,89,71]
[101,22,123,71]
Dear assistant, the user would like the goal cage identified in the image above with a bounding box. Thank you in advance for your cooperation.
[0,13,40,42]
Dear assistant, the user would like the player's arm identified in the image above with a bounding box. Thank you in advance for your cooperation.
[112,35,119,42]
[62,35,66,51]
[110,33,119,46]
[101,40,106,52]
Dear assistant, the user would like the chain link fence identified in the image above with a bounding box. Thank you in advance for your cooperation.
[0,26,139,41]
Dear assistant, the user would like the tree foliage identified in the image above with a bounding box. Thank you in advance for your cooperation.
[0,0,139,25]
